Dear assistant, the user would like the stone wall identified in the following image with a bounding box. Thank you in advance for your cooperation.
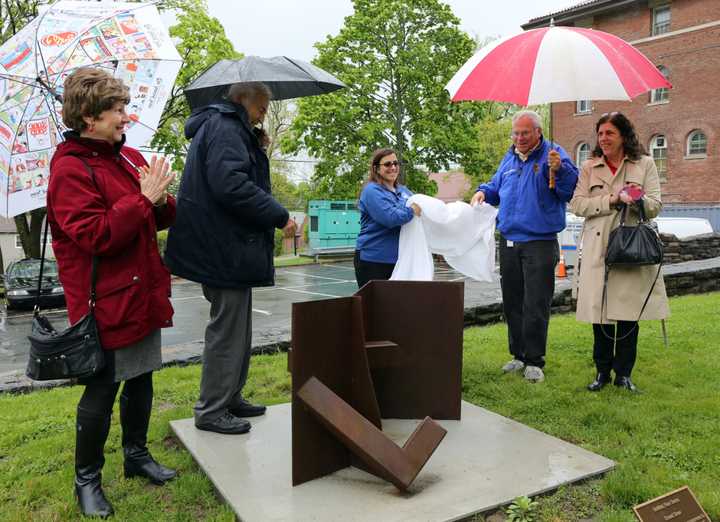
[464,261,720,328]
[662,233,720,264]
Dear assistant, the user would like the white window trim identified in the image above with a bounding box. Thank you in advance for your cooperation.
[576,143,591,166]
[575,100,592,115]
[686,130,708,157]
[652,5,671,36]
[650,135,668,180]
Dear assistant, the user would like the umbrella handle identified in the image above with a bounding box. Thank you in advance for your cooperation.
[549,171,556,189]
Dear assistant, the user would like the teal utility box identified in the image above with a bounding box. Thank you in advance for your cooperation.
[308,200,361,251]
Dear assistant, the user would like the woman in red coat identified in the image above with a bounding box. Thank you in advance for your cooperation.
[47,67,177,518]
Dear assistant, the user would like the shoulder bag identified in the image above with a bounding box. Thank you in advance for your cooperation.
[26,159,105,380]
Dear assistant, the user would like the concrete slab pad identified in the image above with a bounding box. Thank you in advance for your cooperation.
[171,401,614,521]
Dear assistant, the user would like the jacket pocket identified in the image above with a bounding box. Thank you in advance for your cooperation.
[233,232,271,281]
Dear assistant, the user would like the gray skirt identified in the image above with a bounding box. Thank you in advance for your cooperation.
[80,329,162,385]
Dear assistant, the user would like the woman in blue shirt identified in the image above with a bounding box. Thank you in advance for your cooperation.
[354,148,421,288]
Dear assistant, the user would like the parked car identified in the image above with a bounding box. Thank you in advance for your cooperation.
[4,258,65,310]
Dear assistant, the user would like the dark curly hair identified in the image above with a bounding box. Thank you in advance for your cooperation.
[592,112,646,161]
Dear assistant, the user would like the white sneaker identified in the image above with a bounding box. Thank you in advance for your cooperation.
[524,365,545,383]
[502,359,525,373]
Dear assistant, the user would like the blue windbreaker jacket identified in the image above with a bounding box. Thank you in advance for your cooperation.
[478,139,579,242]
[356,182,414,264]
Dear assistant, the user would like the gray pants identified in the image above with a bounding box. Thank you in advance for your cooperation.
[194,285,252,424]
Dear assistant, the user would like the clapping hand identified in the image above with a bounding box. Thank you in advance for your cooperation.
[139,155,175,206]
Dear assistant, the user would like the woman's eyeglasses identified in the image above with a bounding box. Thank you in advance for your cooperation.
[378,160,400,168]
[601,111,619,117]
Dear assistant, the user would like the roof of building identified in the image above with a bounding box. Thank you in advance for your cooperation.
[0,217,16,234]
[523,0,639,29]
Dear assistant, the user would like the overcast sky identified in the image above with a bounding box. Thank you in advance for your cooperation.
[205,0,578,61]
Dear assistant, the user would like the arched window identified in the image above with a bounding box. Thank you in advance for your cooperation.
[650,135,667,179]
[576,143,591,165]
[686,130,707,156]
[650,66,669,103]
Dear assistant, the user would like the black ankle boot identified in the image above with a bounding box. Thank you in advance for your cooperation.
[587,372,611,391]
[123,445,177,485]
[120,380,177,486]
[75,409,114,518]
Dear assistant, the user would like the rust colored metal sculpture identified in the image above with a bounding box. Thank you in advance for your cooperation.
[291,281,463,491]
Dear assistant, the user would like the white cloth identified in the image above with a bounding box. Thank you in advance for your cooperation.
[391,194,498,281]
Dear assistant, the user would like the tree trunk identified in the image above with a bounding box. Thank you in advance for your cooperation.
[13,208,46,259]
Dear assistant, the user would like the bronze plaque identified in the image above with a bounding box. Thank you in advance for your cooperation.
[633,486,710,522]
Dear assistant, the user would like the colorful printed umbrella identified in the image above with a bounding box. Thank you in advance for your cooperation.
[0,0,182,217]
[446,26,671,105]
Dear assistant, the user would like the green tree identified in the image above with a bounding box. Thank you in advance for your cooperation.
[282,0,495,200]
[266,100,310,211]
[150,0,240,174]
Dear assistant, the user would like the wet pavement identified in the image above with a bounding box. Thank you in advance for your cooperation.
[1,259,568,390]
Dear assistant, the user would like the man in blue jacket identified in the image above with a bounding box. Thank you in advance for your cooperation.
[471,110,578,383]
[165,83,296,434]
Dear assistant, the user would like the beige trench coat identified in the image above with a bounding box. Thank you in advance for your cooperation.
[569,155,669,324]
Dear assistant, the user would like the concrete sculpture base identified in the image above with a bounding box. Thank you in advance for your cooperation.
[171,401,614,522]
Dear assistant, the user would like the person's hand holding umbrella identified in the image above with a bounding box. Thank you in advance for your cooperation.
[548,149,562,188]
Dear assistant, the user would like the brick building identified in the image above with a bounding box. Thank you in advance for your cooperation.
[523,0,720,205]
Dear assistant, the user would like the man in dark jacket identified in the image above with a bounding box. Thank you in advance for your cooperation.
[165,83,296,434]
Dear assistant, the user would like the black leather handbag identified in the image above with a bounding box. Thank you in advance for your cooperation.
[600,200,663,339]
[26,159,105,381]
[606,201,663,267]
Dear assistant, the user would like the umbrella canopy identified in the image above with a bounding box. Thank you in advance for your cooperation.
[446,26,672,105]
[0,0,181,217]
[184,55,346,109]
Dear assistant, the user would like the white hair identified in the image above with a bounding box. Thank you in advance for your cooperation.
[227,82,272,103]
[512,110,543,129]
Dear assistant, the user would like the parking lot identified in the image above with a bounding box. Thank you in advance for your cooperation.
[2,260,492,379]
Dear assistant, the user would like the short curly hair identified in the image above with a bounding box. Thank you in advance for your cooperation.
[62,68,130,132]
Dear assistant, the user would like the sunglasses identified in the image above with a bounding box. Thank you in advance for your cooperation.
[378,160,400,168]
[601,111,620,117]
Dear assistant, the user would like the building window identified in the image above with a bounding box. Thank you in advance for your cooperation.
[576,143,591,165]
[576,100,591,114]
[686,130,707,156]
[649,65,669,104]
[652,5,671,36]
[650,135,668,180]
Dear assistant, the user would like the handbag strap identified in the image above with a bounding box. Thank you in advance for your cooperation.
[617,197,648,227]
[34,157,99,315]
[600,262,662,341]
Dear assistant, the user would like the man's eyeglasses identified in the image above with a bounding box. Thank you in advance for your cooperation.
[511,130,536,138]
[378,160,400,168]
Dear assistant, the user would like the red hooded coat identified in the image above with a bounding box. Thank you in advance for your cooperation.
[47,134,175,349]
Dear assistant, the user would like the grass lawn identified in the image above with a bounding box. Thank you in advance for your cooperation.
[1,292,718,521]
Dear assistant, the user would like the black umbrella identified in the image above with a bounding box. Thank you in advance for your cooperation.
[184,56,346,109]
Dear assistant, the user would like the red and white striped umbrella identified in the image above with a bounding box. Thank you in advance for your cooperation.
[446,26,671,105]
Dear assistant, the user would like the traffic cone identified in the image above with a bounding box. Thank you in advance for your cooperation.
[556,253,567,279]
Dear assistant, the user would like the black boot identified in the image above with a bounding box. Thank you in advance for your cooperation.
[120,381,177,486]
[587,372,611,391]
[75,408,114,518]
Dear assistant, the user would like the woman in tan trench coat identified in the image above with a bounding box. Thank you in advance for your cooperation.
[570,112,669,393]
